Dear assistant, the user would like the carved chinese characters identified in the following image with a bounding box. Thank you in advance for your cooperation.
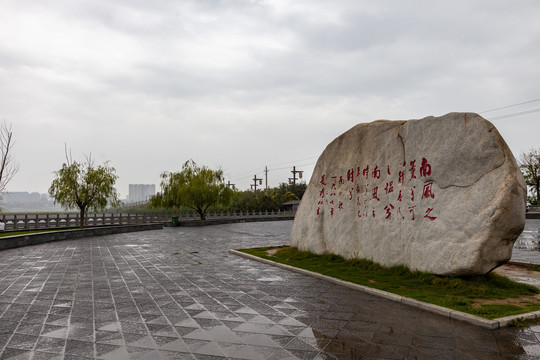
[291,113,527,276]
[316,157,436,223]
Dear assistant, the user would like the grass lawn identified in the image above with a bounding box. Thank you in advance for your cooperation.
[238,246,540,320]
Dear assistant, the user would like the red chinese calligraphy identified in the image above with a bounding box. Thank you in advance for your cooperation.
[372,165,381,179]
[424,208,437,221]
[384,204,395,219]
[316,157,437,222]
[409,205,416,220]
[422,182,435,199]
[398,171,405,185]
[397,207,405,220]
[409,160,417,180]
[371,187,380,201]
[347,169,354,182]
[419,157,431,177]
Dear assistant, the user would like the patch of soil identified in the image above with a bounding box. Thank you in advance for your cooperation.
[472,294,540,308]
[476,263,540,308]
[266,248,280,256]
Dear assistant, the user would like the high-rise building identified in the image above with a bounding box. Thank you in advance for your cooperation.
[128,184,156,203]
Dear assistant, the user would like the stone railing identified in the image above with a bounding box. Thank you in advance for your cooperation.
[0,210,295,231]
[528,206,540,212]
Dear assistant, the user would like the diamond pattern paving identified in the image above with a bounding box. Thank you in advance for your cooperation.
[0,220,540,359]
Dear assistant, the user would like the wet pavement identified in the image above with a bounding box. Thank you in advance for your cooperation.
[1,221,540,359]
[510,219,540,264]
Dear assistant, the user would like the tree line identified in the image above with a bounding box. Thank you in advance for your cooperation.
[147,160,306,219]
[44,149,540,226]
[1,121,539,228]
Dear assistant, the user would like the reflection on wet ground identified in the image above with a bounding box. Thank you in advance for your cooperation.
[0,220,540,359]
[512,219,540,263]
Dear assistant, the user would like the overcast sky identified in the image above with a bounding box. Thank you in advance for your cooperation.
[1,0,539,199]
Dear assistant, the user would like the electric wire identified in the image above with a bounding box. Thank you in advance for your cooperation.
[486,108,540,120]
[480,98,540,114]
[229,98,540,187]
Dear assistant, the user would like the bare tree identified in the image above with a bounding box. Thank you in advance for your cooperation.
[0,121,19,197]
[519,148,540,206]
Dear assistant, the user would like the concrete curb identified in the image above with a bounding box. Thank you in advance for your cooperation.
[229,249,538,329]
[0,223,164,251]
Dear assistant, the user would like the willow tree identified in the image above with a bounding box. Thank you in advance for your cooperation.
[151,160,232,220]
[49,154,121,228]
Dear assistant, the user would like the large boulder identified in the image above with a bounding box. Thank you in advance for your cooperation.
[290,113,526,276]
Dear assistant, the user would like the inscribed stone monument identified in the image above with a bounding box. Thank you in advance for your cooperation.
[290,113,526,276]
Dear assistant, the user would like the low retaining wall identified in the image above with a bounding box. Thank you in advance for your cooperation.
[527,212,540,219]
[0,223,163,251]
[172,215,295,227]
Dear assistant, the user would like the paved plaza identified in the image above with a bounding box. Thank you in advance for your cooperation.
[1,220,540,359]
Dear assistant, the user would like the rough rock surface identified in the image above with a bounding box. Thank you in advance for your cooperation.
[290,113,526,276]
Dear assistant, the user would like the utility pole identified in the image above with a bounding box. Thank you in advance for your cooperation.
[227,181,236,190]
[264,166,269,191]
[288,166,303,185]
[251,175,263,191]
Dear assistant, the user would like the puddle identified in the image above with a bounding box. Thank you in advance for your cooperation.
[256,275,283,282]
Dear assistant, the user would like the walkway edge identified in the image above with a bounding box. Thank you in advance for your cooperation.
[229,249,539,329]
[0,223,164,251]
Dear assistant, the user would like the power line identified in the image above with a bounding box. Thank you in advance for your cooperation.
[487,108,540,120]
[228,159,318,182]
[269,161,317,171]
[265,156,319,168]
[480,98,540,114]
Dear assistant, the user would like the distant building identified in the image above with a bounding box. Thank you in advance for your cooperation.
[282,200,301,212]
[128,184,156,203]
[2,192,43,203]
[0,191,60,211]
